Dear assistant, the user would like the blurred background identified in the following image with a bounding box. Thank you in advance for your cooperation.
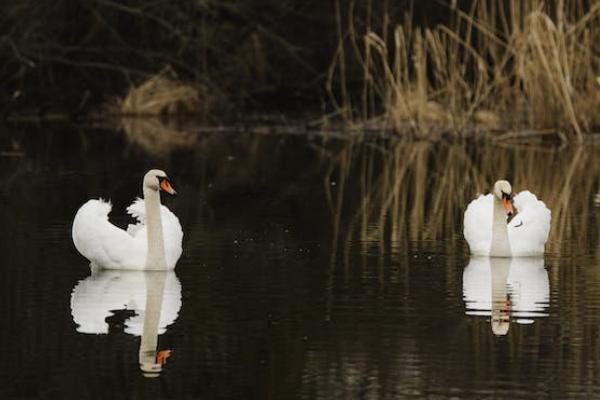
[1,1,600,399]
[2,0,598,140]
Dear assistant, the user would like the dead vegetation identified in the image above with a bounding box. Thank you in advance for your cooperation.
[327,0,600,141]
[105,67,207,156]
[3,1,599,142]
[116,67,219,118]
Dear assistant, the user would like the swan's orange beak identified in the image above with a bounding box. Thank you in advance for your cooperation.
[503,197,513,216]
[160,179,177,195]
[156,349,172,365]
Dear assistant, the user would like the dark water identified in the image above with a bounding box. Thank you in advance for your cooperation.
[1,122,600,399]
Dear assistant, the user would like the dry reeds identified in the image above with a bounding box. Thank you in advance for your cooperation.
[328,1,600,141]
[119,67,210,117]
[109,66,218,156]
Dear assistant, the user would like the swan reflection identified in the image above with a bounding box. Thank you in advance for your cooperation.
[70,267,182,377]
[462,256,549,335]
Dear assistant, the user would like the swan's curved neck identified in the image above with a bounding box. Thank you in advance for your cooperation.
[144,186,167,269]
[490,197,511,257]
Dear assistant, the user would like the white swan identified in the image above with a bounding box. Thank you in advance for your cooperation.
[71,268,181,377]
[463,180,551,257]
[70,269,182,335]
[72,169,183,270]
[463,256,550,335]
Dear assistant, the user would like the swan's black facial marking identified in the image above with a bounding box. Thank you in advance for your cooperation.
[514,220,524,228]
[501,191,512,200]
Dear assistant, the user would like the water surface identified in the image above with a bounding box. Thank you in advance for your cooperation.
[1,123,600,399]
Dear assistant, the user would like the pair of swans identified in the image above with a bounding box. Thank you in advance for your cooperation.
[72,173,550,269]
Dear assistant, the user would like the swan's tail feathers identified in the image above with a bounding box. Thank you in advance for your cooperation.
[74,199,112,219]
[72,199,115,265]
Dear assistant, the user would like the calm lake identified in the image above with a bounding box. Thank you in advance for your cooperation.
[1,122,600,399]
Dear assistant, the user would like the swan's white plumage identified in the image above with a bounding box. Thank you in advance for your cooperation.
[507,191,551,256]
[70,270,182,335]
[464,194,494,256]
[462,256,550,319]
[463,190,551,256]
[72,198,183,270]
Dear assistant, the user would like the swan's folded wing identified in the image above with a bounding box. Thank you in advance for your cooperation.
[508,191,551,255]
[126,198,146,237]
[72,199,145,268]
[463,194,493,255]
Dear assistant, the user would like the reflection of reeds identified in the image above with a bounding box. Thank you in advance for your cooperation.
[325,141,600,257]
[329,1,600,140]
[120,117,197,157]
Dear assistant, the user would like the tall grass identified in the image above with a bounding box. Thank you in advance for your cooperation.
[327,0,600,141]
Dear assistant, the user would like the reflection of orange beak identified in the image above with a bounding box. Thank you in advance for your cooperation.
[156,349,172,365]
[160,179,177,195]
[503,197,513,215]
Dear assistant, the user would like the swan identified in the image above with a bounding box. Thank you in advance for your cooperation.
[70,268,182,335]
[72,169,183,270]
[71,268,181,376]
[463,256,549,335]
[463,180,551,257]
